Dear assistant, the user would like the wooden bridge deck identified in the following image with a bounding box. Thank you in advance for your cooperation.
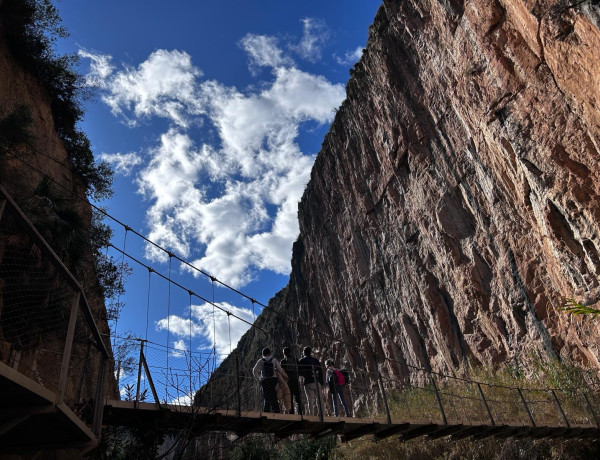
[0,362,97,455]
[103,399,600,443]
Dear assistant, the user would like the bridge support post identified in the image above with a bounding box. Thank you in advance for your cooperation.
[551,390,570,428]
[57,292,81,405]
[93,354,106,436]
[583,392,600,428]
[377,369,392,424]
[431,374,448,425]
[477,383,495,426]
[517,388,535,426]
[135,340,145,408]
[141,348,161,409]
[235,354,241,416]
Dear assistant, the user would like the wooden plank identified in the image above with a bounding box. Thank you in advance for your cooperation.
[341,422,380,442]
[274,420,310,439]
[427,424,464,439]
[313,421,345,438]
[399,424,438,441]
[449,425,489,440]
[236,417,267,437]
[373,423,411,441]
[471,425,509,440]
[0,361,56,402]
[0,415,29,437]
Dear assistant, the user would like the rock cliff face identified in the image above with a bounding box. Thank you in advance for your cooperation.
[0,12,114,394]
[223,0,600,384]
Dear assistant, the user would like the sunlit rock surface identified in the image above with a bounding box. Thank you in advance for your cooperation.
[223,0,600,384]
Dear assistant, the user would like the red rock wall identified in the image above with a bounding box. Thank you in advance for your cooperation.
[289,0,600,377]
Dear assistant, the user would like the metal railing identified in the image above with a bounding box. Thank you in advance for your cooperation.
[113,334,600,434]
[0,184,109,436]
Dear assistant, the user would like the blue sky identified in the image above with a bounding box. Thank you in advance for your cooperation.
[54,1,380,390]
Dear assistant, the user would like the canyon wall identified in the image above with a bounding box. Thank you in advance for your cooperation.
[0,10,115,396]
[222,0,600,386]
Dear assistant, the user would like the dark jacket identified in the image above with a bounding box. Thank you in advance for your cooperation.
[280,356,300,384]
[299,356,323,385]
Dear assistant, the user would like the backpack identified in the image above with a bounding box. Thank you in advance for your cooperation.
[333,369,345,386]
[263,358,274,378]
[340,368,350,385]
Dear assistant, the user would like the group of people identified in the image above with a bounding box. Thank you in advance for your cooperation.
[252,346,351,417]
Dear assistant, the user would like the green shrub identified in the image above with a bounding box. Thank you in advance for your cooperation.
[280,435,337,460]
[231,436,276,460]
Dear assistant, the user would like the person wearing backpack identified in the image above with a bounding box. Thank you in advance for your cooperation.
[252,347,282,413]
[298,346,325,416]
[325,358,351,417]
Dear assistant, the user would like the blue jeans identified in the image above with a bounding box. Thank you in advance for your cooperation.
[332,385,350,416]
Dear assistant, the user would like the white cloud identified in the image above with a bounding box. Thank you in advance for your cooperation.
[97,50,204,127]
[135,65,343,285]
[79,49,114,87]
[169,391,194,406]
[87,39,345,287]
[155,302,254,357]
[291,18,329,62]
[241,34,294,71]
[171,339,188,358]
[335,46,364,66]
[100,152,142,176]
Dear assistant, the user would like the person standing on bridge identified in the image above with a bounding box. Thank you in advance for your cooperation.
[281,346,303,415]
[299,346,325,417]
[253,348,282,413]
[325,358,351,417]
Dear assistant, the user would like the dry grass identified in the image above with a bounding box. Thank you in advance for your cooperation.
[335,435,600,460]
[333,359,600,460]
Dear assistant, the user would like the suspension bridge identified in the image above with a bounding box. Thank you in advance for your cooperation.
[1,180,600,457]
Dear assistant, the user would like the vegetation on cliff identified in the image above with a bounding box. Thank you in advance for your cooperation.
[0,0,128,283]
[0,0,113,200]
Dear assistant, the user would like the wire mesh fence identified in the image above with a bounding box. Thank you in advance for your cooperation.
[112,332,600,433]
[0,188,108,435]
[4,180,600,447]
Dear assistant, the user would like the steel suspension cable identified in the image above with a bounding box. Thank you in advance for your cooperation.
[8,150,532,388]
[188,291,193,401]
[212,279,216,374]
[227,313,232,355]
[145,267,153,341]
[107,244,262,332]
[5,150,364,353]
[166,255,172,401]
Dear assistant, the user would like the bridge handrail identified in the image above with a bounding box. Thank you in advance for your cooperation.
[0,184,108,359]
